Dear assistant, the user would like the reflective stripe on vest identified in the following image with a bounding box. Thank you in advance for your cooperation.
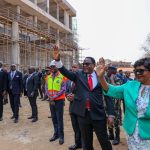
[47,73,65,100]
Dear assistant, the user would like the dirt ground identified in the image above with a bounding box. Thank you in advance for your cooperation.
[0,96,128,150]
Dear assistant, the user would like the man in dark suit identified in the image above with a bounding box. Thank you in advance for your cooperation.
[0,62,8,121]
[53,46,113,150]
[8,64,23,123]
[66,63,83,150]
[26,67,39,122]
[36,68,43,99]
[23,69,28,97]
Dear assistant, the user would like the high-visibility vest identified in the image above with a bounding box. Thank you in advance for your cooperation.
[47,72,65,100]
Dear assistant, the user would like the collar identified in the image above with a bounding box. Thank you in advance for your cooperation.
[0,68,2,71]
[29,72,35,77]
[88,71,95,77]
[11,70,16,74]
[52,71,59,77]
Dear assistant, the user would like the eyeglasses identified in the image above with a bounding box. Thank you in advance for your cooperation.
[133,69,149,75]
[82,63,93,66]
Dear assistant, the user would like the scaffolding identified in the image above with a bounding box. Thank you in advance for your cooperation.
[0,7,80,70]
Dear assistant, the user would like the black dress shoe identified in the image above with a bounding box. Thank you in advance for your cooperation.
[68,144,82,150]
[31,118,38,122]
[48,116,52,118]
[28,116,33,119]
[49,135,59,142]
[59,138,64,145]
[0,118,3,121]
[108,135,114,140]
[112,139,120,145]
[14,119,18,123]
[10,116,15,119]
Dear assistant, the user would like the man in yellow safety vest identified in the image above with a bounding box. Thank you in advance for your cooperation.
[45,60,66,145]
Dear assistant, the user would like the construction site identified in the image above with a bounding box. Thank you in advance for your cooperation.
[0,0,80,70]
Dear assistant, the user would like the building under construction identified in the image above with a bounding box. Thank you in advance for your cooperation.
[0,0,80,70]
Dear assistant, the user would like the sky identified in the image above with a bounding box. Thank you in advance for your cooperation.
[67,0,150,63]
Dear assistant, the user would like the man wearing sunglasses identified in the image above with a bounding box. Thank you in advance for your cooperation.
[53,46,113,150]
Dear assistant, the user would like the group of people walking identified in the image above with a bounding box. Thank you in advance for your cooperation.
[0,63,44,123]
[0,46,150,150]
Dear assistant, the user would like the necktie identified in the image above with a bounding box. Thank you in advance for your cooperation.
[88,74,93,91]
[86,74,93,110]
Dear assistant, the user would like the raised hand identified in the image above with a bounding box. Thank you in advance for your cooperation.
[96,57,106,78]
[53,45,60,61]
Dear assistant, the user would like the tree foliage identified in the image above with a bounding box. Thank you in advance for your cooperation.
[141,33,150,57]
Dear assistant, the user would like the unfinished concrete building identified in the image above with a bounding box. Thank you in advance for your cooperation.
[0,0,79,70]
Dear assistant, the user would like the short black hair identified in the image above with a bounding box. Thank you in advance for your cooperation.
[85,57,96,64]
[108,66,117,71]
[134,57,150,71]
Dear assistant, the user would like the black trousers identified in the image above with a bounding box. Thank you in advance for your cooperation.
[0,94,3,118]
[28,96,38,118]
[78,111,112,150]
[70,113,82,146]
[50,99,64,139]
[9,91,20,119]
[38,83,43,98]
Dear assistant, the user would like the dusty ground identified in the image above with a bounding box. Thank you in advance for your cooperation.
[0,96,128,150]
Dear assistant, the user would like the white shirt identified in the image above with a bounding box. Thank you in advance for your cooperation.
[11,70,16,79]
[0,68,2,71]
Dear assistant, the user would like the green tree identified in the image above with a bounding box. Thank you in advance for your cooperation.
[141,33,150,57]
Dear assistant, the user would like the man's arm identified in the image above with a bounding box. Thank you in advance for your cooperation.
[66,80,71,96]
[33,74,39,92]
[19,72,23,93]
[3,71,8,91]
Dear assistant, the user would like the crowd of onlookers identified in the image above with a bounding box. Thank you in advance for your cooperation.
[1,53,150,150]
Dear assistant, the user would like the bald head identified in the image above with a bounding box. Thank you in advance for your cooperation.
[72,63,79,72]
[28,66,35,74]
[10,64,16,71]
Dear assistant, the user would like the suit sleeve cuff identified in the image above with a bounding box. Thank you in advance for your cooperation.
[108,115,115,118]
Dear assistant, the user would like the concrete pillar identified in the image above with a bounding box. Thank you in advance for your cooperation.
[16,6,20,14]
[65,33,68,43]
[72,49,77,64]
[56,29,60,47]
[64,11,69,27]
[35,50,39,67]
[16,6,20,20]
[48,23,51,34]
[47,0,50,14]
[34,0,37,5]
[33,16,37,27]
[57,4,59,20]
[11,21,20,67]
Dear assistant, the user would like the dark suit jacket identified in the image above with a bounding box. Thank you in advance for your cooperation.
[59,66,111,120]
[66,80,76,113]
[0,69,7,93]
[8,71,23,94]
[26,73,39,97]
[23,73,28,88]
